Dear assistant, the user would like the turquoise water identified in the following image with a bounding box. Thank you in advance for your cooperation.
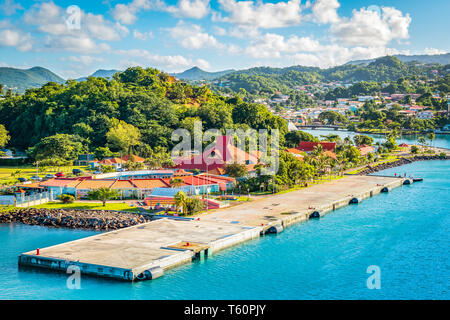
[1,160,449,299]
[303,129,450,149]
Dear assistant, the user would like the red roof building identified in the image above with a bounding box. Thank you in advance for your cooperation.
[174,135,261,171]
[297,141,336,152]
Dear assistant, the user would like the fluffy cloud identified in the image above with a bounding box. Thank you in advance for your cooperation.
[217,0,302,29]
[0,28,32,51]
[23,1,125,53]
[133,29,153,40]
[0,0,23,15]
[168,21,222,49]
[116,48,210,71]
[424,48,446,55]
[165,0,210,19]
[113,0,209,24]
[245,33,321,58]
[330,7,411,47]
[61,55,104,66]
[112,0,154,25]
[311,0,340,24]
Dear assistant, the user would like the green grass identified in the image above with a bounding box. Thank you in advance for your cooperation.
[30,201,139,212]
[0,165,91,185]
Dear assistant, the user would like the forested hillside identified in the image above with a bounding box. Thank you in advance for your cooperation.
[214,56,449,96]
[0,67,287,157]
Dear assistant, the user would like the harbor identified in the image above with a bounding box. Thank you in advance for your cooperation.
[18,174,415,281]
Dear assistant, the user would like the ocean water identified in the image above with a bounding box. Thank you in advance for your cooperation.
[302,129,450,149]
[0,160,448,300]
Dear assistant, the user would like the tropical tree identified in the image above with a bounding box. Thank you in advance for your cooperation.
[88,187,120,206]
[0,124,10,148]
[170,178,185,188]
[27,134,86,161]
[418,136,427,150]
[427,132,435,148]
[174,191,188,213]
[353,134,374,146]
[224,163,248,178]
[106,120,141,154]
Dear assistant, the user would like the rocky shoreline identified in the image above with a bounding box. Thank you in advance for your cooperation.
[0,208,152,230]
[358,155,450,175]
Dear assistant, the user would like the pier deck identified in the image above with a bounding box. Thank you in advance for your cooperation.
[19,175,409,281]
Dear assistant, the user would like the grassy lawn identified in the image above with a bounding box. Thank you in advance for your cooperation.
[0,165,91,185]
[30,201,139,212]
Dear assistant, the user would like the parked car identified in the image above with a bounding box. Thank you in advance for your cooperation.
[93,170,102,174]
[30,175,42,181]
[72,168,83,175]
[55,172,65,177]
[17,177,28,183]
[116,168,125,172]
[44,174,55,179]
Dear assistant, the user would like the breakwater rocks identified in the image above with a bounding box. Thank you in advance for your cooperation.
[358,155,450,175]
[0,208,152,230]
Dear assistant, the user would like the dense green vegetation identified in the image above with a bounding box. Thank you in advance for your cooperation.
[0,67,288,162]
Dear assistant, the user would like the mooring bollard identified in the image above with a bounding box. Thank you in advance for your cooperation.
[36,248,40,256]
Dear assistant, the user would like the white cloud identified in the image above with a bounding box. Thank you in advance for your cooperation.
[23,1,123,53]
[168,21,222,49]
[133,29,153,40]
[0,0,23,15]
[61,55,104,66]
[0,28,32,51]
[423,48,446,55]
[116,48,210,72]
[330,6,411,47]
[311,0,340,24]
[212,26,227,36]
[245,33,321,58]
[112,0,154,25]
[217,0,302,29]
[45,35,110,53]
[165,0,210,19]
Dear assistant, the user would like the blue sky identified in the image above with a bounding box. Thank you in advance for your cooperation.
[0,0,448,79]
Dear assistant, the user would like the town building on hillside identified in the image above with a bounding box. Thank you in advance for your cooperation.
[417,111,434,119]
[90,154,145,169]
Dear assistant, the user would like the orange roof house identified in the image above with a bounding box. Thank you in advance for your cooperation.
[357,144,376,156]
[286,148,305,160]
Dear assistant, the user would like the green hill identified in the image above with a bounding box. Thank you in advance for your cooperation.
[346,53,450,66]
[0,66,64,93]
[172,66,235,80]
[76,69,120,82]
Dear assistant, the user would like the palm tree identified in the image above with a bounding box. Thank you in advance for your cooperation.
[10,169,22,179]
[427,132,435,149]
[418,136,427,151]
[174,191,188,214]
[170,178,184,188]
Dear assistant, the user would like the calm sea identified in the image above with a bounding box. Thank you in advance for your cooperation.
[0,160,449,299]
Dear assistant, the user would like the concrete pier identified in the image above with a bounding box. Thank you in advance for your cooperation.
[18,175,410,281]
